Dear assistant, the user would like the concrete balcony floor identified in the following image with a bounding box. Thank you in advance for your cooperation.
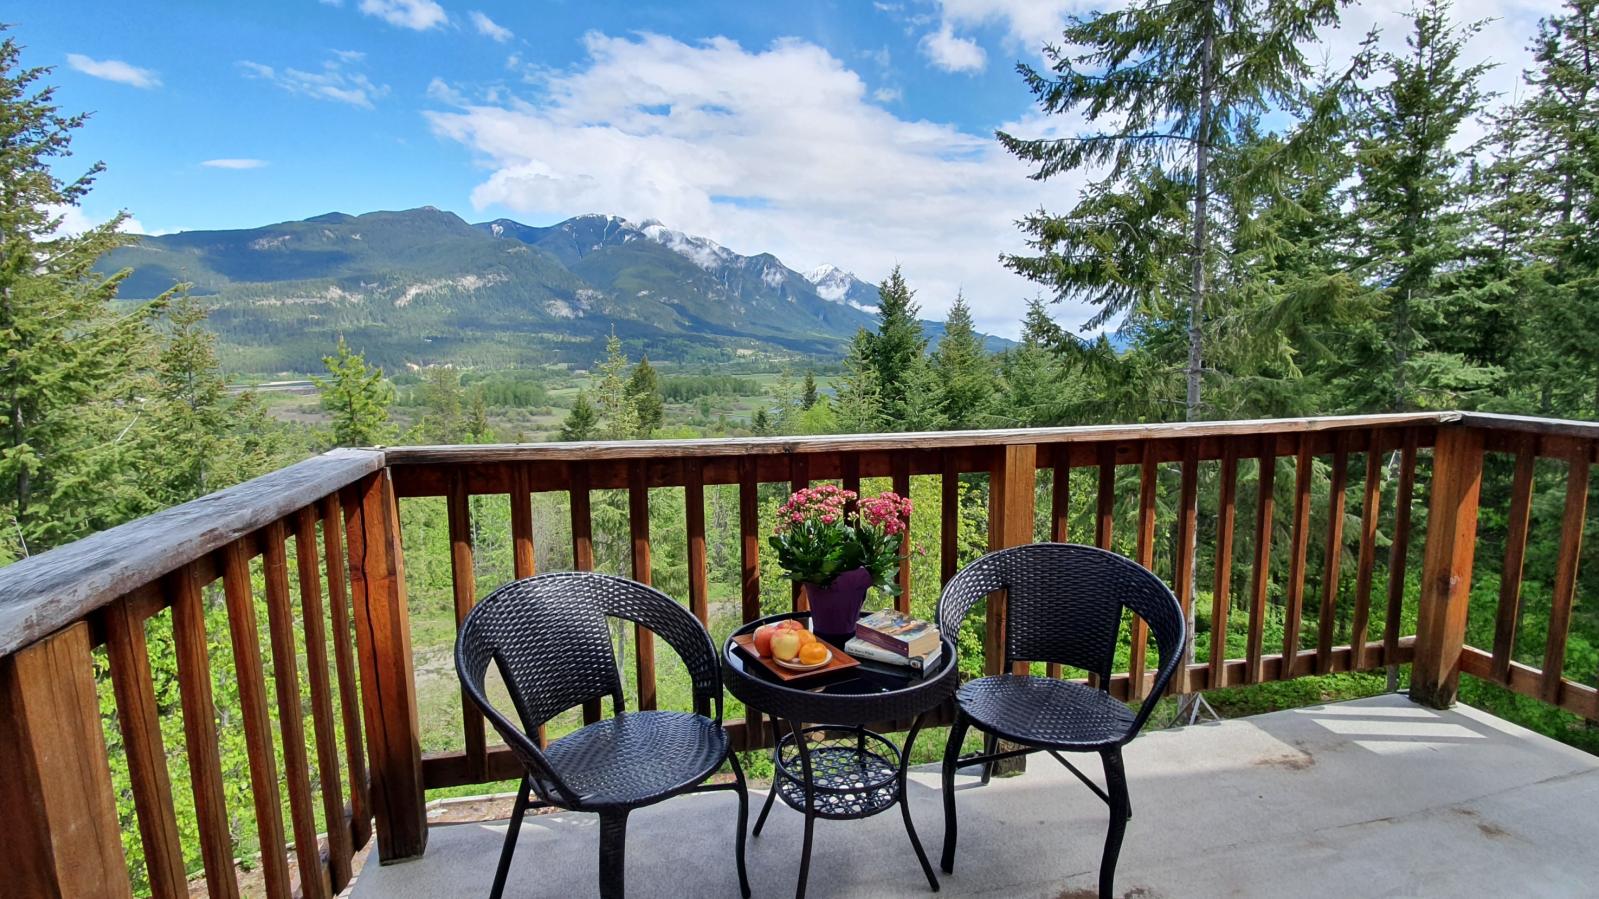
[351,694,1599,898]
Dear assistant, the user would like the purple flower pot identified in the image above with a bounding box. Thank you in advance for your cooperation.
[805,567,873,643]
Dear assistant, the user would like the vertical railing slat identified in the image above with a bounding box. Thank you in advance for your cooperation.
[1383,430,1419,681]
[295,506,353,891]
[569,464,601,727]
[738,456,763,747]
[1349,436,1384,670]
[940,451,959,586]
[1047,456,1070,677]
[1210,443,1239,688]
[1095,443,1115,550]
[790,455,810,612]
[893,452,912,613]
[510,463,536,579]
[1172,440,1199,695]
[446,472,486,781]
[320,494,371,850]
[1130,444,1157,700]
[263,520,328,899]
[628,462,657,711]
[169,566,242,899]
[684,459,711,719]
[220,540,292,899]
[1246,441,1277,684]
[1491,437,1537,683]
[105,596,187,898]
[1282,439,1314,671]
[1316,438,1349,674]
[1541,442,1589,702]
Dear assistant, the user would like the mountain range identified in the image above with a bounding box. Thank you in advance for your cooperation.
[101,207,1008,372]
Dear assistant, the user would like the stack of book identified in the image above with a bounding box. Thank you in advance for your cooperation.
[846,609,942,671]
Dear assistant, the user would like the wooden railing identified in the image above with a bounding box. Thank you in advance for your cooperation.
[1,412,1596,897]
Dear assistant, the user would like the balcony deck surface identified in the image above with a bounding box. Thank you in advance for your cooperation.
[350,693,1599,898]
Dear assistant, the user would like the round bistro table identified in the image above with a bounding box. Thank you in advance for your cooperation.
[723,611,959,899]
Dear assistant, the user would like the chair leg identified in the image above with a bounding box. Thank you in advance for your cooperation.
[979,729,999,785]
[728,750,753,899]
[489,777,531,899]
[1099,748,1130,899]
[753,730,783,837]
[940,711,969,875]
[598,809,629,899]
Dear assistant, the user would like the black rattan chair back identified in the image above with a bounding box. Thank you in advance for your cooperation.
[456,572,723,802]
[937,543,1185,731]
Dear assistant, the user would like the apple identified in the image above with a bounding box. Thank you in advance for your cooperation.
[777,619,805,631]
[753,624,779,658]
[771,631,802,662]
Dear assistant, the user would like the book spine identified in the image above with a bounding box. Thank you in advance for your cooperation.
[845,639,923,670]
[852,626,911,655]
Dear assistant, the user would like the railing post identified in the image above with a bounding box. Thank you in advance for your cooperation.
[0,622,132,899]
[345,469,428,861]
[987,443,1036,775]
[1409,426,1484,709]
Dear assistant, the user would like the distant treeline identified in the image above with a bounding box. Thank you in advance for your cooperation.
[394,369,551,408]
[659,373,765,402]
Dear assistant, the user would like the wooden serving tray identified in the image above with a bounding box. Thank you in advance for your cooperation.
[733,633,860,683]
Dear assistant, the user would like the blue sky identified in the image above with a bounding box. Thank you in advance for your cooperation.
[14,0,1565,336]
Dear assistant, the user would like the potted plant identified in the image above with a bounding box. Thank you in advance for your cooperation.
[768,485,912,642]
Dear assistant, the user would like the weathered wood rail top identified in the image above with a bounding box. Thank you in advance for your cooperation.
[0,448,385,658]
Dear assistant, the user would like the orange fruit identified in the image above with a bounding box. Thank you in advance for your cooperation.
[797,629,818,646]
[798,642,829,665]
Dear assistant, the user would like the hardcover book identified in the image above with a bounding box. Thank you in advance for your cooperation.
[844,636,942,672]
[854,609,940,657]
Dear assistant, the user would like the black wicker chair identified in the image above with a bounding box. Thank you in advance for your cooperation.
[456,572,751,899]
[936,543,1185,899]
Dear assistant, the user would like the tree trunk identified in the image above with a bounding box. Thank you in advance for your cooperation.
[1187,10,1216,423]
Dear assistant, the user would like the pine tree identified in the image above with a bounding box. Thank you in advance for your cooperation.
[1517,0,1599,416]
[866,266,928,427]
[835,328,885,433]
[466,386,492,443]
[627,355,663,437]
[594,333,640,440]
[143,292,279,504]
[559,391,600,441]
[930,293,996,429]
[1345,0,1494,411]
[801,370,819,410]
[998,0,1354,420]
[417,366,465,444]
[751,407,772,435]
[313,336,393,447]
[0,32,165,552]
[999,299,1071,426]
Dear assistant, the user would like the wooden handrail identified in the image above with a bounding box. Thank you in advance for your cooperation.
[0,448,384,658]
[383,411,1454,465]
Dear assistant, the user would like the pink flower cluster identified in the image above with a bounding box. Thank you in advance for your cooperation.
[859,491,912,536]
[775,484,857,532]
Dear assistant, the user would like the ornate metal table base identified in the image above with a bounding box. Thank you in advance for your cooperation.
[752,716,938,899]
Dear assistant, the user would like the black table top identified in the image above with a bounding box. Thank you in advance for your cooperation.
[722,611,958,726]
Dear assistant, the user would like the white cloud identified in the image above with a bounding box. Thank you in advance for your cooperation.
[426,32,1083,336]
[469,10,513,42]
[46,204,154,237]
[65,54,161,89]
[425,77,467,105]
[873,86,903,103]
[358,0,448,31]
[932,0,1077,56]
[238,54,390,109]
[918,25,987,73]
[201,158,269,169]
[332,49,367,63]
